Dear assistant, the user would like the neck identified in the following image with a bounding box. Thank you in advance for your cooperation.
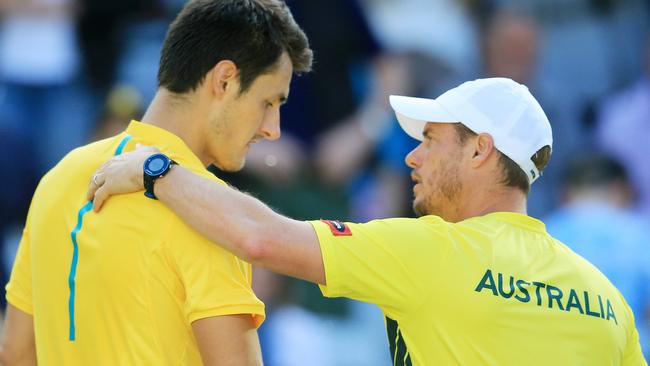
[140,89,213,167]
[452,184,527,222]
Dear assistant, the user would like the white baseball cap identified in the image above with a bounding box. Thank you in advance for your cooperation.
[389,77,553,183]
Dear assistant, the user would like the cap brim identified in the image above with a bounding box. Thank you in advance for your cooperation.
[389,95,459,141]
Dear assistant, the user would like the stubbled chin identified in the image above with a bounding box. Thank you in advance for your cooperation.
[212,155,246,172]
[231,155,247,172]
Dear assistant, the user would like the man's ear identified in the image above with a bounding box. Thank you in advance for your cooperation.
[470,133,496,168]
[209,60,239,99]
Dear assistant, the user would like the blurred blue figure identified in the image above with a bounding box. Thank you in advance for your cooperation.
[479,9,586,218]
[545,154,650,359]
[596,46,650,221]
[495,0,649,111]
[0,0,93,174]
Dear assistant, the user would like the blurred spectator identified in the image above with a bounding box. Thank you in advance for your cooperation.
[596,36,650,220]
[0,0,93,173]
[77,0,156,91]
[489,0,649,110]
[314,53,446,220]
[481,9,586,217]
[235,0,383,186]
[358,0,479,79]
[113,1,180,106]
[545,154,650,359]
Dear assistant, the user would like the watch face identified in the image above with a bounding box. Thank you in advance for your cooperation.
[144,154,170,176]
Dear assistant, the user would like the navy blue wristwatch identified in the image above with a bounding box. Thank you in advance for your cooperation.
[143,153,177,199]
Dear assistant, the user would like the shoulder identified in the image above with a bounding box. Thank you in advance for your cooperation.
[39,136,124,187]
[313,216,450,239]
[158,173,243,259]
[58,136,126,170]
[29,136,124,206]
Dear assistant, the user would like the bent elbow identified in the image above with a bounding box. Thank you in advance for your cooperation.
[240,234,272,265]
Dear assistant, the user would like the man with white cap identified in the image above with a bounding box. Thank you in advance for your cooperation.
[87,78,646,365]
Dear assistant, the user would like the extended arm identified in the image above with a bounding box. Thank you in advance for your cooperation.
[0,305,36,366]
[89,150,326,284]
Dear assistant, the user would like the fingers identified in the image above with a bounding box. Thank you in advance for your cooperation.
[87,170,108,212]
[85,144,160,211]
[87,171,103,201]
[92,186,109,212]
[136,143,160,153]
[86,159,111,201]
[87,176,97,201]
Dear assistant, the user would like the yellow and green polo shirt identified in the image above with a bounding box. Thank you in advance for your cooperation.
[6,121,264,365]
[311,213,646,365]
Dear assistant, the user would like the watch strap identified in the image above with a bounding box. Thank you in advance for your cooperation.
[144,155,177,200]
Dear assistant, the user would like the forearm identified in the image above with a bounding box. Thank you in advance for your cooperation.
[155,167,275,259]
[89,150,326,283]
[154,166,325,283]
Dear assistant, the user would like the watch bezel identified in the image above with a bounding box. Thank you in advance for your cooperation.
[144,154,172,178]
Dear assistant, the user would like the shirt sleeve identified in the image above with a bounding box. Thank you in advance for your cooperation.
[164,210,265,328]
[621,301,648,366]
[5,227,33,314]
[310,216,454,317]
[5,172,50,315]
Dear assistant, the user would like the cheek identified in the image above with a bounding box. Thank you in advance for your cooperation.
[237,101,265,129]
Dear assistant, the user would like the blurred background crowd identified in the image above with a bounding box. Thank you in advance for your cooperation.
[1,0,649,364]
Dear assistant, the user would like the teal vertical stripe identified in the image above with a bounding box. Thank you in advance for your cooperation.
[114,135,132,155]
[68,201,93,340]
[68,135,132,341]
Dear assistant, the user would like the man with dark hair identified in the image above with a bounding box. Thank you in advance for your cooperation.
[88,77,646,364]
[0,0,312,364]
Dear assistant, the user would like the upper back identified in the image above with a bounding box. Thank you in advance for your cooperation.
[25,134,193,364]
[407,212,637,365]
[14,125,263,365]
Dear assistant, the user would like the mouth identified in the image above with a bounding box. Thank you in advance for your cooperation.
[248,137,262,147]
[411,171,421,194]
[410,171,421,185]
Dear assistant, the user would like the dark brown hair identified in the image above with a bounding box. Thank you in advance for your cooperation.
[455,123,551,194]
[158,0,313,94]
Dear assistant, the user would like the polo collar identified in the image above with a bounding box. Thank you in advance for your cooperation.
[124,120,206,172]
[482,211,547,233]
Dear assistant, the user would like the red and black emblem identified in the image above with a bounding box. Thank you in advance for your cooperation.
[321,219,352,236]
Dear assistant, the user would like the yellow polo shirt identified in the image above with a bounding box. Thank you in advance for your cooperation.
[6,121,264,365]
[311,213,646,365]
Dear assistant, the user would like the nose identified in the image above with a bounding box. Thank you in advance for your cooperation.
[259,106,281,141]
[405,143,424,169]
